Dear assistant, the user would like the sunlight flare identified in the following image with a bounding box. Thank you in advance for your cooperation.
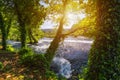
[66,12,86,25]
[64,12,86,29]
[66,12,86,20]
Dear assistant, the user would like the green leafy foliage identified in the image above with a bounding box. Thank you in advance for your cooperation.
[19,47,46,67]
[85,0,120,80]
[0,62,3,70]
[45,70,58,80]
[7,45,15,52]
[0,0,14,50]
[19,47,61,79]
[71,16,96,38]
[19,47,33,55]
[78,67,88,80]
[8,26,20,41]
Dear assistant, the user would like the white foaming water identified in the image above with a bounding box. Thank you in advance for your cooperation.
[39,39,93,43]
[51,57,72,78]
[7,36,92,78]
[7,40,21,45]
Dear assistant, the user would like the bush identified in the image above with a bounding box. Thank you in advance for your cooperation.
[19,47,33,55]
[45,69,58,80]
[20,53,48,68]
[0,62,3,70]
[7,45,15,52]
[19,50,59,79]
[19,47,49,69]
[19,47,66,79]
[77,66,88,80]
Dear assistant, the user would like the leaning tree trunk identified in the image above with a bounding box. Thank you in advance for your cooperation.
[85,0,120,80]
[0,12,7,50]
[45,1,67,64]
[45,16,64,63]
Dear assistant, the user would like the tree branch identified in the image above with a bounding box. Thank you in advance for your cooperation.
[61,27,87,39]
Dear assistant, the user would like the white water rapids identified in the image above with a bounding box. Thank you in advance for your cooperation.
[7,36,93,79]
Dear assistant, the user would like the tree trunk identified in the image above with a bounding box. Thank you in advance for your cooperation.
[45,16,64,63]
[6,18,12,39]
[19,24,27,48]
[28,29,33,43]
[28,28,38,43]
[0,12,7,50]
[45,1,67,64]
[85,0,120,80]
[13,1,27,48]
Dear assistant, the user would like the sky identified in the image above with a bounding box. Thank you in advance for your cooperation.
[40,1,86,29]
[41,12,86,29]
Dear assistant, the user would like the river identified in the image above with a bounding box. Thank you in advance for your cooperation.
[7,36,93,79]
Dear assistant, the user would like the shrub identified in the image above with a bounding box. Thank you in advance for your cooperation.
[0,62,3,70]
[45,69,58,80]
[7,45,15,52]
[19,47,33,55]
[19,51,59,79]
[19,48,49,70]
[20,53,48,68]
[19,47,67,79]
[78,66,88,80]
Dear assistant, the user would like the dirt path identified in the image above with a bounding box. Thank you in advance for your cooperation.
[0,52,45,80]
[0,53,20,79]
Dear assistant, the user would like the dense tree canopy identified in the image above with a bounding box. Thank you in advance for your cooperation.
[0,0,14,50]
[13,0,46,47]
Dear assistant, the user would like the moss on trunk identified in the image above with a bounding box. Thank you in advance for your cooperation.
[0,13,7,50]
[85,0,120,80]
